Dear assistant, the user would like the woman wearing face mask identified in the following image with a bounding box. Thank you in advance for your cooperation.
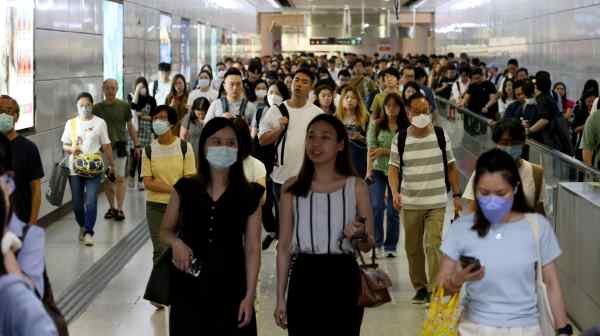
[335,86,370,177]
[313,84,336,115]
[437,148,570,336]
[128,77,157,191]
[253,81,290,250]
[166,74,189,136]
[61,92,114,246]
[142,106,196,302]
[188,70,218,105]
[274,114,374,335]
[213,62,227,91]
[253,79,268,113]
[366,93,409,258]
[463,119,546,214]
[180,97,210,155]
[161,117,263,335]
[0,182,58,335]
[402,80,422,104]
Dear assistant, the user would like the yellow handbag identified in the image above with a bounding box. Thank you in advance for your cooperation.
[70,117,105,178]
[422,287,462,336]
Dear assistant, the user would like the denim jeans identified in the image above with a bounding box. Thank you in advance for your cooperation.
[369,170,399,252]
[69,175,102,235]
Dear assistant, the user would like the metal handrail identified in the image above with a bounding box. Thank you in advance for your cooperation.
[434,95,600,178]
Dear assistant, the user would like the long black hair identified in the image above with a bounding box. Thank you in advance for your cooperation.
[472,148,532,237]
[376,92,409,137]
[194,117,248,191]
[286,114,356,197]
[0,133,11,275]
[190,97,211,122]
[168,74,188,100]
[313,83,336,113]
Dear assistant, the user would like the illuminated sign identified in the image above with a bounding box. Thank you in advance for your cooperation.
[309,37,363,46]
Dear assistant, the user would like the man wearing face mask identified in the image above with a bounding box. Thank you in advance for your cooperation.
[204,68,257,125]
[62,92,114,246]
[150,62,172,105]
[388,95,462,304]
[463,119,546,214]
[0,96,43,227]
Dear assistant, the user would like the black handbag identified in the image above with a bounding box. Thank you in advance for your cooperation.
[143,248,174,306]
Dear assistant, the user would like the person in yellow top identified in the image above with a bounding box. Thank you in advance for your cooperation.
[142,105,196,271]
[369,67,402,121]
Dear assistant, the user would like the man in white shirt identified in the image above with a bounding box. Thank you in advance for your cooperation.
[149,62,172,105]
[204,68,257,125]
[258,68,323,242]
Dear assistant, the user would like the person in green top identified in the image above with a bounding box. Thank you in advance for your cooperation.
[366,92,410,258]
[369,67,402,121]
[581,109,600,168]
[93,79,141,221]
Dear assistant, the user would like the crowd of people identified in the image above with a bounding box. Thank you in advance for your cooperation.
[2,49,600,335]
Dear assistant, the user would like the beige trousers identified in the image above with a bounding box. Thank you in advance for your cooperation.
[459,320,542,336]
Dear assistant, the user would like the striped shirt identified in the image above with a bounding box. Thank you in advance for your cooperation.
[389,129,455,210]
[292,177,357,255]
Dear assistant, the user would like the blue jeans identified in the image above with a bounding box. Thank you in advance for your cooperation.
[369,170,400,252]
[69,175,101,235]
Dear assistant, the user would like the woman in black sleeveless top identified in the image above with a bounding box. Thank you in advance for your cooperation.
[161,117,264,335]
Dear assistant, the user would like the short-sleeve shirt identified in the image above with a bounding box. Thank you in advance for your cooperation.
[204,98,257,125]
[388,129,455,209]
[463,159,546,209]
[441,213,561,328]
[466,80,497,114]
[141,138,197,204]
[243,156,267,183]
[92,99,132,144]
[366,123,396,175]
[187,88,218,104]
[61,116,111,176]
[10,136,44,223]
[581,108,600,167]
[258,101,323,184]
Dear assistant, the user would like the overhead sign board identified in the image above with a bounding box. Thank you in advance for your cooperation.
[309,37,363,46]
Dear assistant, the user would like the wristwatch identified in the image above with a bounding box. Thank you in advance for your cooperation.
[557,324,573,335]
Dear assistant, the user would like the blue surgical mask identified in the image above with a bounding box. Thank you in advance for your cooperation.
[77,105,92,118]
[0,114,14,134]
[206,146,238,169]
[498,145,523,160]
[152,119,171,136]
[477,194,514,225]
[0,174,15,195]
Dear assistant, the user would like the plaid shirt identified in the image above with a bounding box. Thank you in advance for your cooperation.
[128,103,154,149]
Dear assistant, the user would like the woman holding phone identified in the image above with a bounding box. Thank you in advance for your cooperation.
[275,114,374,335]
[436,149,571,336]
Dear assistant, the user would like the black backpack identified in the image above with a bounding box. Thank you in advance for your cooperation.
[396,126,451,192]
[152,80,159,98]
[221,97,248,121]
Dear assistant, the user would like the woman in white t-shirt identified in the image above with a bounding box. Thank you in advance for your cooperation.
[61,92,115,246]
[187,70,218,107]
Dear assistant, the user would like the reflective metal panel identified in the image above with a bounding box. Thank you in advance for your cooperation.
[35,30,70,80]
[124,38,145,75]
[36,0,70,30]
[124,1,145,39]
[145,40,159,78]
[69,33,103,78]
[68,0,103,34]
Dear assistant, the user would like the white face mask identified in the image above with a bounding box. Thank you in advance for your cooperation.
[77,105,92,118]
[255,89,267,98]
[268,94,283,107]
[217,70,226,79]
[197,79,210,89]
[411,113,432,128]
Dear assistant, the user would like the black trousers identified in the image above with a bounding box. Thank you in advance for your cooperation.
[287,254,364,336]
[262,178,278,235]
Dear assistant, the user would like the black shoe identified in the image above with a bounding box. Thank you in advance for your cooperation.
[412,288,429,304]
[114,210,125,221]
[104,208,116,219]
[262,234,276,250]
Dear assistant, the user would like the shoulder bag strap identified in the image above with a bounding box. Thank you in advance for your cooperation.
[70,117,78,146]
[220,97,229,114]
[240,98,248,119]
[434,126,451,192]
[525,214,544,281]
[153,80,159,97]
[275,104,290,166]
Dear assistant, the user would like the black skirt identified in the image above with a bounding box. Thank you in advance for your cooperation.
[287,253,364,336]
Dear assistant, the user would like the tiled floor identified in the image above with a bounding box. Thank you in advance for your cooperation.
[45,186,148,297]
[69,240,430,336]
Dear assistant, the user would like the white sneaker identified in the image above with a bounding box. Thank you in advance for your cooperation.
[128,178,135,188]
[386,251,397,258]
[83,233,94,246]
[79,227,85,242]
[375,247,384,258]
[138,182,145,191]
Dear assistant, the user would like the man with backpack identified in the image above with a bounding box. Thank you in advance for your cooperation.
[388,95,462,305]
[149,62,172,105]
[258,68,323,244]
[204,68,257,125]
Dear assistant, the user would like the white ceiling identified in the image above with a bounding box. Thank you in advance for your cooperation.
[289,0,399,10]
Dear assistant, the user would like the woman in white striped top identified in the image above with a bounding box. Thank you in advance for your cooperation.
[275,114,374,335]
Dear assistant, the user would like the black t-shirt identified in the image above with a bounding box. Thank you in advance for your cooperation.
[466,80,498,115]
[11,135,44,223]
[437,77,455,99]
